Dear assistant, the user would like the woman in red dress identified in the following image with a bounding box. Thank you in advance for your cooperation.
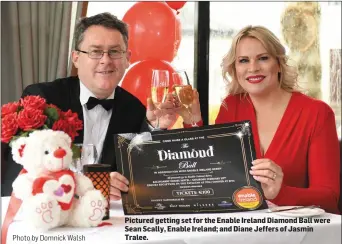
[182,26,340,214]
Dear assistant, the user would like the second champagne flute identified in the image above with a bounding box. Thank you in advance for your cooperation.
[151,69,169,129]
[172,70,198,127]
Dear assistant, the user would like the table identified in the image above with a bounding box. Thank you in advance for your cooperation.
[2,197,341,244]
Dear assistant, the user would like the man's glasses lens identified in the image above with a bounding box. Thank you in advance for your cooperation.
[88,50,124,59]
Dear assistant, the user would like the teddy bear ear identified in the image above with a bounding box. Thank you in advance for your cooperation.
[11,137,28,165]
[55,131,72,145]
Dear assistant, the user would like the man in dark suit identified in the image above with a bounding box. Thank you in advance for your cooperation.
[1,13,177,198]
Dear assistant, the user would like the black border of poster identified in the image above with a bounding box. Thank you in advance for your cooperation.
[114,121,268,215]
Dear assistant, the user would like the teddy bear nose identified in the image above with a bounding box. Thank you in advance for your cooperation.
[54,148,66,158]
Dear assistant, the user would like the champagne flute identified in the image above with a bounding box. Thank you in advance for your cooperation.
[71,144,97,173]
[81,144,98,166]
[172,70,198,127]
[151,69,170,129]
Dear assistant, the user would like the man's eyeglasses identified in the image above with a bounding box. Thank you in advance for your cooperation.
[76,49,126,59]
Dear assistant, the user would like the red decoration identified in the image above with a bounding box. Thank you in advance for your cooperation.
[174,16,182,59]
[166,1,186,12]
[98,222,113,227]
[123,2,181,63]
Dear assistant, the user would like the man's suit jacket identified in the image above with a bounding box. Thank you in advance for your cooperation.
[1,76,149,196]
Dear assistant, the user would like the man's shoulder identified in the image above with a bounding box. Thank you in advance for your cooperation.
[24,76,79,92]
[115,86,146,110]
[22,76,80,107]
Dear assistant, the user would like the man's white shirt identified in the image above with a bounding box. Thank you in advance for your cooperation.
[79,81,114,163]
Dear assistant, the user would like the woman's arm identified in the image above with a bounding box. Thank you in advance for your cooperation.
[215,99,231,124]
[272,105,340,214]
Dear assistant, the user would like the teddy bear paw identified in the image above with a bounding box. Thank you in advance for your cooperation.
[89,199,106,221]
[35,201,55,224]
[25,194,61,230]
[81,190,106,226]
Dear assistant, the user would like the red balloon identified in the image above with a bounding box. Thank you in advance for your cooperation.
[121,60,180,107]
[123,2,181,63]
[173,16,182,59]
[166,1,186,11]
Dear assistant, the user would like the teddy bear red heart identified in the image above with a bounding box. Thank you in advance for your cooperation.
[32,170,76,210]
[61,184,72,193]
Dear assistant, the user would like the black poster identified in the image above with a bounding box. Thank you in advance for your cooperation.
[114,121,268,215]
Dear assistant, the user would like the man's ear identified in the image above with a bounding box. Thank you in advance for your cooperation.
[125,50,132,68]
[72,50,80,69]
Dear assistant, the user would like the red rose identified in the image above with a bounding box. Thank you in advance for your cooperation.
[20,95,46,110]
[72,119,83,132]
[1,113,18,143]
[1,102,20,118]
[52,119,78,141]
[61,110,83,131]
[17,108,47,131]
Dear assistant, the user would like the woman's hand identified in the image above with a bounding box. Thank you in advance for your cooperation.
[173,89,202,125]
[249,158,284,200]
[110,172,129,201]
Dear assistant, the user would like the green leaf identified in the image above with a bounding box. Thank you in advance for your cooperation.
[16,106,23,113]
[45,118,53,128]
[19,131,31,137]
[45,107,59,121]
[71,144,81,159]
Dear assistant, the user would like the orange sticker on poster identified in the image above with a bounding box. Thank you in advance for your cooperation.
[233,186,263,210]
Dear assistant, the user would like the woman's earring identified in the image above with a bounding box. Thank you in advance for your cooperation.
[278,72,281,81]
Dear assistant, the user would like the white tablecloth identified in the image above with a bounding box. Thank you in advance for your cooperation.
[1,197,341,244]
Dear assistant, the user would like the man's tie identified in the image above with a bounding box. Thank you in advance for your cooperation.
[86,97,114,111]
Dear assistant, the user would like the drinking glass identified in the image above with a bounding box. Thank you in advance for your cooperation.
[151,69,170,129]
[83,164,111,220]
[172,70,197,127]
[71,144,98,173]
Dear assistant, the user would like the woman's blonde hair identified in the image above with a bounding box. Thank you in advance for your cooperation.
[221,25,299,95]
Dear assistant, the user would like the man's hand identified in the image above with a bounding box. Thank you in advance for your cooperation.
[110,172,129,201]
[146,94,177,129]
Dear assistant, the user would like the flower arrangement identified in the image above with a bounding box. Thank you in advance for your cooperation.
[1,95,83,157]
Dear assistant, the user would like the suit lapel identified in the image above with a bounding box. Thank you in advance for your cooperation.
[68,78,84,144]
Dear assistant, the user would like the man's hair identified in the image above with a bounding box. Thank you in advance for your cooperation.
[73,12,129,50]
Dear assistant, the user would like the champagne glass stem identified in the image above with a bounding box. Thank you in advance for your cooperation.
[186,107,198,127]
[156,116,160,129]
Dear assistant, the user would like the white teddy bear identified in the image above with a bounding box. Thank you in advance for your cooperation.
[11,129,107,230]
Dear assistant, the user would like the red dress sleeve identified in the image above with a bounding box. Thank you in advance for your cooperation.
[215,96,235,124]
[272,103,340,214]
[183,120,203,128]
